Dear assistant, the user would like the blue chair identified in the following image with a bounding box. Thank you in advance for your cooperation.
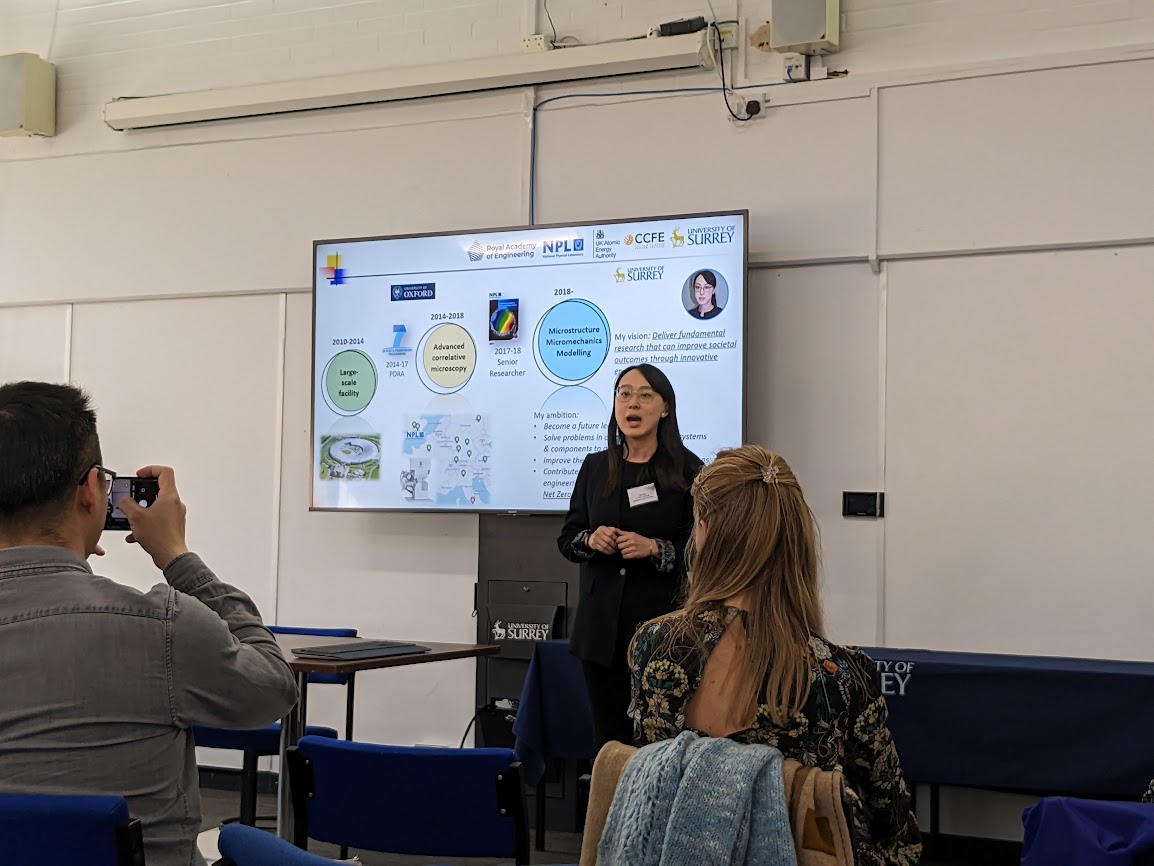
[195,626,356,830]
[0,793,145,866]
[286,736,530,864]
[217,823,337,865]
[1022,797,1154,865]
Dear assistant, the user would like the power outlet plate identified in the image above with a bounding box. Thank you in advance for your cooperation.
[713,21,739,51]
[782,52,809,81]
[522,34,553,53]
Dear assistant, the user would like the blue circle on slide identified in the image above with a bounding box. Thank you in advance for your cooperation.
[534,299,611,384]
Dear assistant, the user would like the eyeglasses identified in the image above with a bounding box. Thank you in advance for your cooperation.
[615,388,659,403]
[78,463,116,493]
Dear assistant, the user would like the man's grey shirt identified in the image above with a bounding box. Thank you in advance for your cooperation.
[0,547,298,866]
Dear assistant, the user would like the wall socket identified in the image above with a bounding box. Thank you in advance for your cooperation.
[712,21,740,51]
[522,34,553,52]
[782,52,809,81]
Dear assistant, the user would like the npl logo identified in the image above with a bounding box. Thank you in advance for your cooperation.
[541,238,586,259]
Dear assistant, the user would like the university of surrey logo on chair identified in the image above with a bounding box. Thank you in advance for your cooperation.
[491,620,507,640]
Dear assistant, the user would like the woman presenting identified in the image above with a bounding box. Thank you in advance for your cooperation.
[558,363,702,747]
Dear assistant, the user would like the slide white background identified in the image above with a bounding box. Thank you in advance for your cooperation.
[312,214,746,512]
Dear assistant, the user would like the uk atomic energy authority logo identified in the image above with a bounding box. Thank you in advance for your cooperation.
[322,253,345,286]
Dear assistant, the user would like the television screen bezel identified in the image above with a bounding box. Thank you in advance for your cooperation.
[310,208,750,515]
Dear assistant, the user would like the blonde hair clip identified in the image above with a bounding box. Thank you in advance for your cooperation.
[761,464,780,485]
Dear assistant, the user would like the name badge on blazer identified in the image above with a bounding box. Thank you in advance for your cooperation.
[627,483,659,508]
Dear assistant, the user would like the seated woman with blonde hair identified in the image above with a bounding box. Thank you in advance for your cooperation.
[628,445,922,866]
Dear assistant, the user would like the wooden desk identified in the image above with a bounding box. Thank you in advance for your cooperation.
[273,634,500,840]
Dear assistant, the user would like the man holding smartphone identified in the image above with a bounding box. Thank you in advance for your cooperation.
[0,381,298,866]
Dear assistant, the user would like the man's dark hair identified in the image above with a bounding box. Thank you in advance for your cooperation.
[0,382,101,530]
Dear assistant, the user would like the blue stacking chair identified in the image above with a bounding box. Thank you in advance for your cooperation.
[194,626,357,831]
[0,793,145,866]
[217,823,338,865]
[286,736,531,864]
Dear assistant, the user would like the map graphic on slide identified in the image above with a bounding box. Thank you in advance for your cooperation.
[403,413,492,505]
[320,435,381,480]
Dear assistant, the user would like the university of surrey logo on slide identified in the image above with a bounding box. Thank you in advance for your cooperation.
[322,253,345,286]
[671,227,685,248]
[467,241,485,262]
[614,267,626,283]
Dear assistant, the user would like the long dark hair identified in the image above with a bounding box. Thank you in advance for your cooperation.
[603,364,693,497]
[693,270,718,308]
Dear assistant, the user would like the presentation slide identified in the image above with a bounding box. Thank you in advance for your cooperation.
[312,211,747,513]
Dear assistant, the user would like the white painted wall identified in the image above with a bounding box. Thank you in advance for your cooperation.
[5,0,1154,843]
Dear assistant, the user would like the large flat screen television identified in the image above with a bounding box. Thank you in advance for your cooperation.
[311,210,748,513]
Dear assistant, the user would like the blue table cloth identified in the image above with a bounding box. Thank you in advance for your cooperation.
[860,646,1154,797]
[513,639,597,787]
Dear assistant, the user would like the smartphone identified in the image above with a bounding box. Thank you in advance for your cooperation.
[105,477,160,531]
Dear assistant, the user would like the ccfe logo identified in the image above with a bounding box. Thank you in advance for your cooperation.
[624,229,666,250]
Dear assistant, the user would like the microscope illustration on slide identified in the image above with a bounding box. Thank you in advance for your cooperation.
[400,457,431,501]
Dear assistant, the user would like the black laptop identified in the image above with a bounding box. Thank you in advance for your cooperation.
[291,639,430,661]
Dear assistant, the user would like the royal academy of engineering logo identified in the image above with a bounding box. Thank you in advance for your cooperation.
[321,253,345,286]
[614,265,665,284]
[467,241,485,262]
[687,224,737,246]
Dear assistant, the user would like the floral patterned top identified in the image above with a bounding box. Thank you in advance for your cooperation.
[628,605,922,866]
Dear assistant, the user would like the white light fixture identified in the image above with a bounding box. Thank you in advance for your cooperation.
[104,32,712,131]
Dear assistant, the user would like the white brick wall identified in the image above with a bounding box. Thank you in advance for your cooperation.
[4,0,1154,150]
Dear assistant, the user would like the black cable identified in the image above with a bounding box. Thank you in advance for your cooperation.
[712,23,750,122]
[459,707,483,748]
[543,0,558,47]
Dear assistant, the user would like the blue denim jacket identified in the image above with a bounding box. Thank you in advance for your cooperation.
[0,547,298,866]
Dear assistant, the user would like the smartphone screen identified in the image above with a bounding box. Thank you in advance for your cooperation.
[108,478,133,522]
[105,478,159,531]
